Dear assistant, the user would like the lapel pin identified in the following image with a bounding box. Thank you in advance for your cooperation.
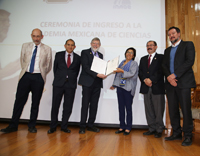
[154,58,156,60]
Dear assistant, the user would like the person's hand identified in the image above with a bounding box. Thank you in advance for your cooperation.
[144,78,152,87]
[167,74,176,83]
[97,73,107,79]
[169,79,177,87]
[114,68,124,73]
[110,86,115,90]
[167,74,177,87]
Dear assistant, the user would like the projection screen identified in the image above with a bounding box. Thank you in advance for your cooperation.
[0,0,166,126]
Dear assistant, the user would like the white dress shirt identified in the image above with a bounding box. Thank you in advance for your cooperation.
[27,43,41,73]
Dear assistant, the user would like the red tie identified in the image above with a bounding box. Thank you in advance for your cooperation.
[148,55,151,68]
[67,54,71,68]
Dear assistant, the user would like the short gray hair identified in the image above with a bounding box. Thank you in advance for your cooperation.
[91,37,101,45]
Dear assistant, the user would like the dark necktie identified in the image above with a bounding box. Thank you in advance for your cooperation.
[29,46,38,73]
[67,54,71,68]
[148,55,151,68]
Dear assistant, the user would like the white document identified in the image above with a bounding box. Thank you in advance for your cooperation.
[91,56,119,75]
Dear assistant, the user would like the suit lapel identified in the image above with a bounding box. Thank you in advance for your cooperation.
[97,52,103,59]
[70,52,77,68]
[150,53,157,68]
[166,47,172,66]
[144,56,148,69]
[68,52,80,68]
[39,43,44,66]
[89,48,94,60]
[88,48,103,66]
[62,51,68,68]
[27,43,34,63]
[174,40,183,62]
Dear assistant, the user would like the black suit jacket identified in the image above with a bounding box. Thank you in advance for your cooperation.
[78,48,103,88]
[53,51,81,88]
[139,53,165,94]
[162,40,196,89]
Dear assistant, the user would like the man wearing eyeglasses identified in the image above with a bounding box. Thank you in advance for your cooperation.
[0,28,52,133]
[139,40,165,138]
[78,37,107,134]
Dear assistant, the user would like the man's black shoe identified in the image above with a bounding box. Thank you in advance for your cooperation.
[165,133,182,141]
[115,129,125,134]
[0,126,18,133]
[123,131,130,135]
[47,128,56,134]
[87,126,100,132]
[79,128,85,134]
[154,132,162,138]
[61,128,71,133]
[28,127,37,133]
[182,137,192,146]
[143,131,156,135]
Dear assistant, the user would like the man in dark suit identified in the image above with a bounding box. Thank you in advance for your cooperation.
[162,26,196,146]
[0,28,52,133]
[47,39,81,134]
[78,37,107,134]
[139,40,165,138]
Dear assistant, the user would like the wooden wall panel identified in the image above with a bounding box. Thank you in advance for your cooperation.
[166,0,200,84]
[165,0,200,129]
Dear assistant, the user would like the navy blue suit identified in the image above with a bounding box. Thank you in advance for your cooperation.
[78,48,103,128]
[139,53,165,94]
[50,51,81,129]
[139,53,165,133]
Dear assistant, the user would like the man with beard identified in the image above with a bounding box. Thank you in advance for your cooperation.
[162,26,196,146]
[139,40,165,138]
[0,28,52,133]
[78,37,107,134]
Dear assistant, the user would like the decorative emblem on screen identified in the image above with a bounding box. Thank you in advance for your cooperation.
[113,0,131,9]
[43,0,72,4]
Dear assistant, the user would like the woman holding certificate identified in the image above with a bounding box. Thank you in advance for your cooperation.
[110,47,138,135]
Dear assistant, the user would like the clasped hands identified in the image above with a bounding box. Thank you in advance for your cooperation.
[167,73,177,87]
[144,78,152,87]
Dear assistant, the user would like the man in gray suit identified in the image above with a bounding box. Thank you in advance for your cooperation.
[0,28,52,133]
[139,40,165,138]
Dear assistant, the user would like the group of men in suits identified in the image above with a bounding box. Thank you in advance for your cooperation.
[0,26,196,146]
[139,26,196,146]
[47,37,107,134]
[0,29,106,135]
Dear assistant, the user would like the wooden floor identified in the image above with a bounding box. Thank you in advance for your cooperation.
[0,123,200,156]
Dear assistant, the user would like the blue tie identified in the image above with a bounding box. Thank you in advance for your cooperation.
[29,46,38,73]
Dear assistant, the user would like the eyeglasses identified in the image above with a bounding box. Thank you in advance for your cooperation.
[146,45,155,47]
[126,52,134,55]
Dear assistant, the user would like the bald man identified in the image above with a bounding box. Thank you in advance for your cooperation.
[0,28,52,133]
